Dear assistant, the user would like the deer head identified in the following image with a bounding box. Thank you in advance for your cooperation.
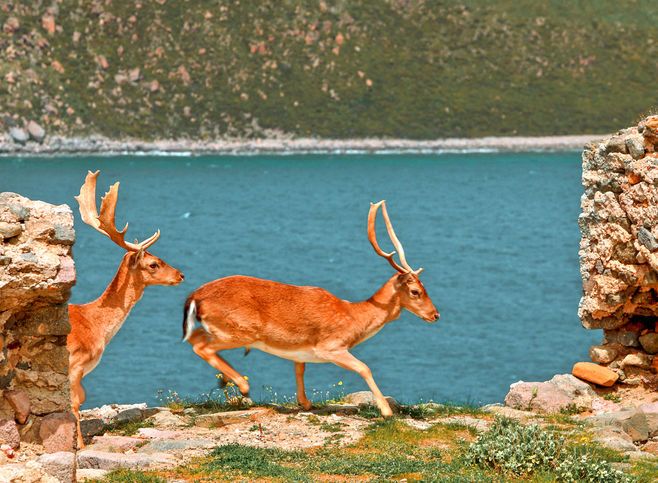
[75,170,184,286]
[368,200,439,322]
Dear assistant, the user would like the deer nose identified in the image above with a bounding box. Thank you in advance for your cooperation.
[179,273,185,281]
[432,312,440,321]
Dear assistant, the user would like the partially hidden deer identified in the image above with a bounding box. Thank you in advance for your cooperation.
[183,201,439,417]
[68,171,184,447]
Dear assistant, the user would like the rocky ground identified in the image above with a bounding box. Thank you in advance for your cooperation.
[1,382,656,482]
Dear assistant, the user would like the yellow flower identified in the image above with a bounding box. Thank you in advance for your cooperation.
[337,381,343,386]
[244,376,249,381]
[215,373,223,379]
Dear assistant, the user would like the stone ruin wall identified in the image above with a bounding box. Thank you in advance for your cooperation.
[579,116,658,388]
[0,192,77,453]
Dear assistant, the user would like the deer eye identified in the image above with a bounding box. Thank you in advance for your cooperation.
[149,262,159,269]
[410,289,420,297]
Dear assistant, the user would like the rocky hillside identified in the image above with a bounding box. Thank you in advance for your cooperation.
[1,1,656,141]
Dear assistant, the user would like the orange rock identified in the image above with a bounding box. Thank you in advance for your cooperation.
[628,172,642,185]
[572,362,618,387]
[652,356,658,372]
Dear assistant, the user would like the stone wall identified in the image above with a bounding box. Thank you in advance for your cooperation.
[0,192,76,452]
[579,116,658,387]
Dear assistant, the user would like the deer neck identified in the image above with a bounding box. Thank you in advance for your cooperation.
[91,257,146,345]
[351,275,402,337]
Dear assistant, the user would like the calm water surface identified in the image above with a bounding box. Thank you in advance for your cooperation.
[0,153,598,408]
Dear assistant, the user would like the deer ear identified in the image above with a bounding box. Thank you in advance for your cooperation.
[130,249,145,269]
[396,272,411,285]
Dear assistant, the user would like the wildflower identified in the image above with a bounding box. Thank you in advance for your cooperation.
[215,373,223,379]
[337,381,343,386]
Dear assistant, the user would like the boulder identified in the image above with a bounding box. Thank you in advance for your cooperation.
[0,419,20,449]
[3,389,31,424]
[572,362,618,387]
[113,407,143,424]
[504,381,575,413]
[26,121,46,143]
[39,412,76,452]
[604,329,640,348]
[90,435,143,452]
[80,418,105,442]
[37,451,76,483]
[588,408,649,442]
[638,333,658,354]
[8,127,29,145]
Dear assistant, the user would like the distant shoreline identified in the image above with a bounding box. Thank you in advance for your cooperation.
[0,134,603,157]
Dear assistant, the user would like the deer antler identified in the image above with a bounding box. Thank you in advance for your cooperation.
[75,170,160,252]
[368,200,423,275]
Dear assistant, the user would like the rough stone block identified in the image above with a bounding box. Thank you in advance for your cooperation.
[39,412,77,453]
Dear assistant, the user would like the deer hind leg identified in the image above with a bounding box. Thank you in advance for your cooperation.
[187,328,250,396]
[69,365,86,448]
[295,362,312,410]
[319,350,393,417]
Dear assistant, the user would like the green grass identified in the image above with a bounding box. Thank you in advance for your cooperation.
[90,469,165,483]
[1,0,656,140]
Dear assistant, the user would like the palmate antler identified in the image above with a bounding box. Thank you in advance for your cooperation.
[367,200,423,275]
[75,170,160,252]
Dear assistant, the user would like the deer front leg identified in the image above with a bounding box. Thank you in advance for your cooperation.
[295,362,312,410]
[188,329,250,396]
[69,365,86,449]
[319,350,393,417]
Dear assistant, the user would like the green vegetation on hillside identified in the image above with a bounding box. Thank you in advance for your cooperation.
[1,1,656,139]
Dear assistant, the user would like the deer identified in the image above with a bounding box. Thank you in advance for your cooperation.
[67,171,184,447]
[182,200,439,417]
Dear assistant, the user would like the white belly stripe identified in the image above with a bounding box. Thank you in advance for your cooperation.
[249,342,326,363]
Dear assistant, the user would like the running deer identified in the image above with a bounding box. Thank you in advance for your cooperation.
[183,201,438,417]
[67,171,184,447]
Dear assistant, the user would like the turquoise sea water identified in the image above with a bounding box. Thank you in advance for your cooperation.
[0,153,599,408]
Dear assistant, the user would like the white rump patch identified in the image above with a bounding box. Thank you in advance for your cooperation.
[183,300,197,342]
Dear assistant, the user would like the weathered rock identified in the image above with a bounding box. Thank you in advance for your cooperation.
[626,134,645,159]
[149,410,187,428]
[80,418,105,441]
[3,389,31,424]
[638,333,658,354]
[77,449,175,470]
[113,407,143,424]
[137,438,215,453]
[620,353,652,369]
[572,362,618,387]
[604,329,640,348]
[39,412,76,453]
[591,426,638,452]
[341,391,400,411]
[0,193,75,431]
[589,344,619,364]
[0,419,21,449]
[505,381,576,413]
[0,221,22,239]
[588,408,649,442]
[37,451,76,483]
[8,127,29,145]
[26,121,46,143]
[90,435,143,452]
[194,408,268,428]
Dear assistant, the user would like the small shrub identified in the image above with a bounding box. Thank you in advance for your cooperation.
[105,419,154,437]
[204,444,308,480]
[467,417,563,476]
[467,418,636,482]
[555,451,633,483]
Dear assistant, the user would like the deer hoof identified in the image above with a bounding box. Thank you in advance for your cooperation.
[299,400,313,411]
